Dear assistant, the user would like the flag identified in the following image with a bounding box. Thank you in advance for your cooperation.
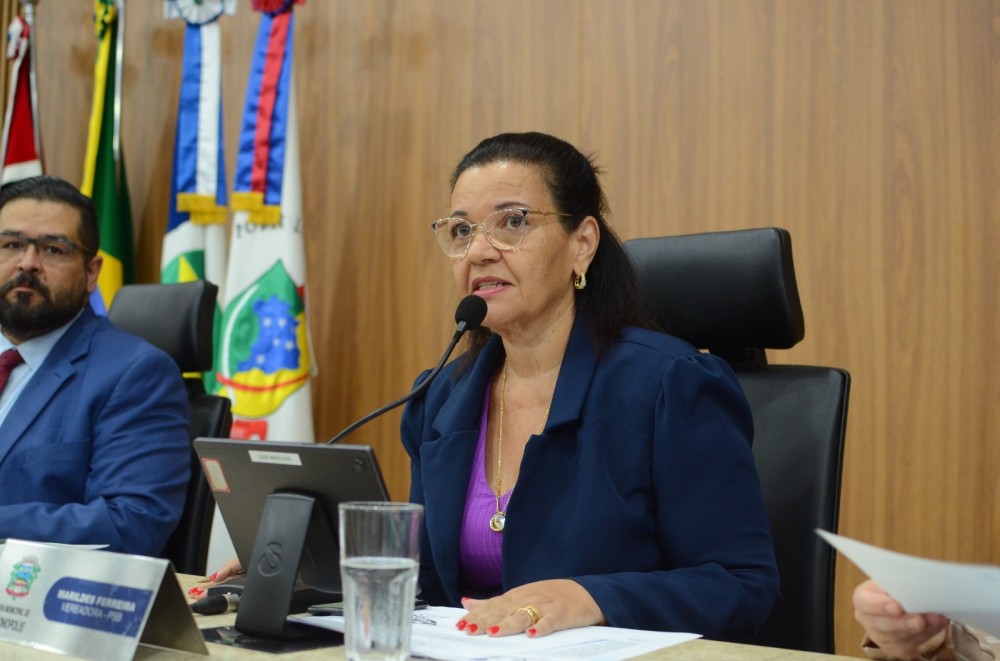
[82,0,132,315]
[214,0,313,443]
[205,0,312,572]
[0,11,42,186]
[161,0,235,292]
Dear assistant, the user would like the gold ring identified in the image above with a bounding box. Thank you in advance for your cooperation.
[515,604,540,627]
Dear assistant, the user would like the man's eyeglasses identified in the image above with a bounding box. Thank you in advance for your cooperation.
[430,208,570,258]
[0,231,88,265]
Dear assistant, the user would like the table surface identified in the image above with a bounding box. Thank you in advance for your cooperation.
[0,573,860,660]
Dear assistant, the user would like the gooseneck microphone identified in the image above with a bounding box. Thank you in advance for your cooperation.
[326,295,488,445]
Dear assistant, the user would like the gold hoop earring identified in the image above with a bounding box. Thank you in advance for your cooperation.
[573,272,587,290]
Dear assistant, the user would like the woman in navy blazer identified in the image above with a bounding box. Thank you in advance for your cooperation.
[402,132,779,640]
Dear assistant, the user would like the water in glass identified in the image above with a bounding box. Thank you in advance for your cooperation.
[342,556,419,661]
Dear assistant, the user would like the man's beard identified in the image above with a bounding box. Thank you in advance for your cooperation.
[0,272,88,341]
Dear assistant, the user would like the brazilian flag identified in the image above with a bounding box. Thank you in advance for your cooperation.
[82,0,133,315]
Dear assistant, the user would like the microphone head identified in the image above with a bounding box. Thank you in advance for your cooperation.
[455,295,488,331]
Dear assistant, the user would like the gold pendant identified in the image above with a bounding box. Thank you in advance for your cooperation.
[489,511,506,532]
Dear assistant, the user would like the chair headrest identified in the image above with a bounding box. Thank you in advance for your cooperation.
[107,281,218,373]
[624,228,804,359]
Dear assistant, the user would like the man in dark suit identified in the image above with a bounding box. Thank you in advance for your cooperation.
[0,175,189,556]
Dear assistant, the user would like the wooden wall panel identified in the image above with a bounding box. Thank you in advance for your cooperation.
[26,1,1000,655]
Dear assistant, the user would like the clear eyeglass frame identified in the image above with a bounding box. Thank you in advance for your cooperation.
[430,208,570,258]
[0,231,86,266]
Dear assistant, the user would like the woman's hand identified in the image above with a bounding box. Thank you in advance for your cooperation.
[457,579,605,638]
[853,579,950,659]
[186,556,244,600]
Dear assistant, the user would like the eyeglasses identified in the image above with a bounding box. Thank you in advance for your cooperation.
[0,231,87,265]
[430,208,570,258]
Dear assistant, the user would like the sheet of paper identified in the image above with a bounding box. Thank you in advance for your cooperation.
[290,606,700,661]
[0,541,107,549]
[818,529,1000,636]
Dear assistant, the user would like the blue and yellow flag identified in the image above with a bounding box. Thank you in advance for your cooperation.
[161,0,234,289]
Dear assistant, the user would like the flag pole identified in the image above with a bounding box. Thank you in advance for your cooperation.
[113,0,124,167]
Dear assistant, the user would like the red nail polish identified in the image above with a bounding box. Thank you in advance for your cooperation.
[187,586,205,597]
[207,572,218,581]
[468,624,478,633]
[456,620,467,630]
[488,626,499,635]
[527,628,537,636]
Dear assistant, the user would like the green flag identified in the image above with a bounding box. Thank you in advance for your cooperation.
[82,0,133,315]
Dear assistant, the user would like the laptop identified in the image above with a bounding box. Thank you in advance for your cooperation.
[192,437,390,589]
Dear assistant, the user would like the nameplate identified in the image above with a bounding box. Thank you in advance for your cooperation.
[0,539,207,660]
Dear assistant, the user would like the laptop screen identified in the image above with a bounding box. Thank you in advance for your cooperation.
[192,437,390,591]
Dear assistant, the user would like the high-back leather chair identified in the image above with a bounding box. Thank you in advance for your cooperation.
[108,280,232,575]
[624,228,850,654]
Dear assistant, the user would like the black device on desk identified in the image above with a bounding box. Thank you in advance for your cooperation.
[193,438,389,639]
[307,598,428,617]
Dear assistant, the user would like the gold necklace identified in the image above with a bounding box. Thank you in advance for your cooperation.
[490,360,550,533]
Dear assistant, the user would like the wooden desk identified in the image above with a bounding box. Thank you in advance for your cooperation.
[0,574,861,659]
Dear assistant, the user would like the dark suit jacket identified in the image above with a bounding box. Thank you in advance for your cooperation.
[401,316,780,639]
[0,307,190,556]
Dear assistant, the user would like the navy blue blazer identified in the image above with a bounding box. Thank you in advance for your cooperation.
[0,307,190,556]
[401,316,780,639]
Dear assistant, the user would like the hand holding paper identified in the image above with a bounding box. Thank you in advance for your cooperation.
[818,530,1000,637]
[852,578,951,659]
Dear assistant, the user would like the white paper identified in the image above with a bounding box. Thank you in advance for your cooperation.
[0,541,107,550]
[289,606,700,661]
[817,529,1000,636]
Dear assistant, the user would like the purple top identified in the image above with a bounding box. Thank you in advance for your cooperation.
[457,388,509,595]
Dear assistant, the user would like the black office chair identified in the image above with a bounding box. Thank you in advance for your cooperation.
[108,280,233,575]
[624,228,850,654]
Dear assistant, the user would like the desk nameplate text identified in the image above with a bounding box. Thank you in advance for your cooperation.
[0,539,207,660]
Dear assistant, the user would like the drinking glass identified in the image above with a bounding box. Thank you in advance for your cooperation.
[339,501,423,661]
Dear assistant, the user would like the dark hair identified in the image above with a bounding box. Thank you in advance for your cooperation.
[451,132,651,359]
[0,175,99,256]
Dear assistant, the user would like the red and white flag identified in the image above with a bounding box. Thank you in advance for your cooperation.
[0,14,43,186]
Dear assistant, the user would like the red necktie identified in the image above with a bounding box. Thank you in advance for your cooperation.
[0,349,24,394]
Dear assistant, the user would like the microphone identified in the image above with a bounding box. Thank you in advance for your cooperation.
[326,295,488,444]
